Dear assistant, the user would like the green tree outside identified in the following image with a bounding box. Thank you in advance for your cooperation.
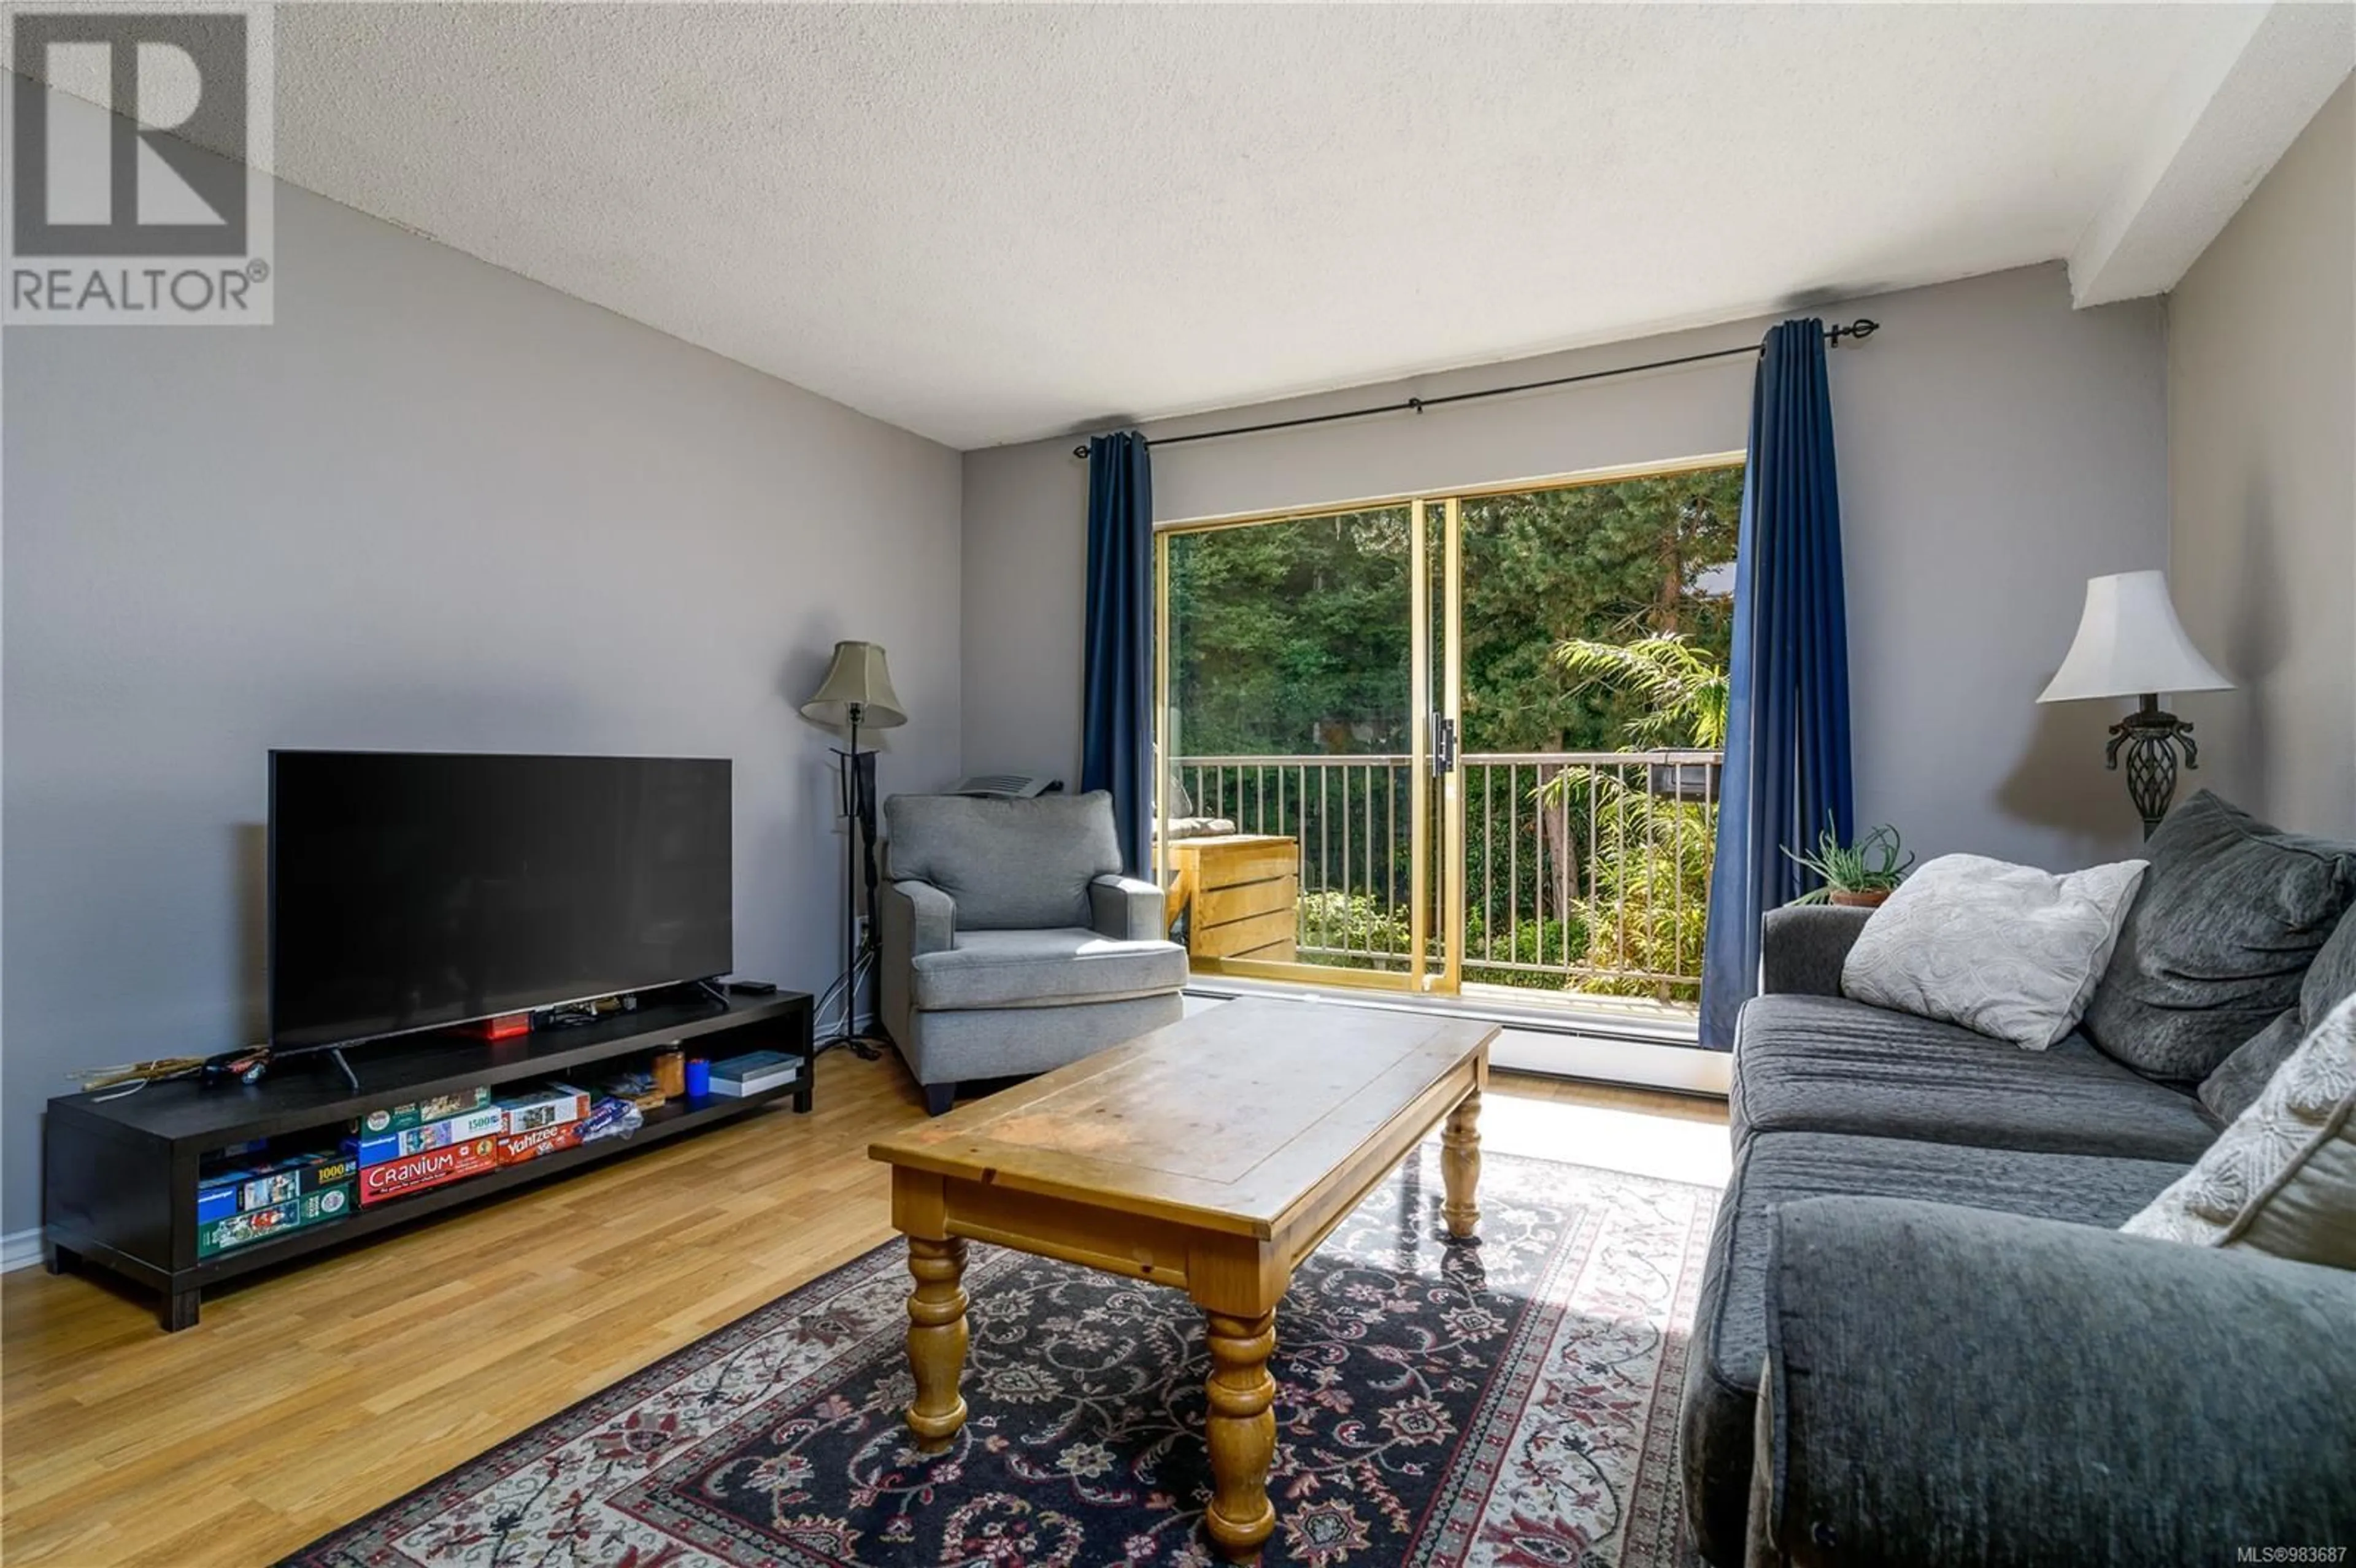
[1166,466,1742,756]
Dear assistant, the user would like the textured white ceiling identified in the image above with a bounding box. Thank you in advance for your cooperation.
[71,6,2355,446]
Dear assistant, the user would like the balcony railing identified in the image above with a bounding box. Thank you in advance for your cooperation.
[1172,750,1720,999]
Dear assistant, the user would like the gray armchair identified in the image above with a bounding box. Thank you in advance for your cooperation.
[877,791,1187,1114]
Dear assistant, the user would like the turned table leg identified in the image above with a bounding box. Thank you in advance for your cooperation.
[1441,1088,1482,1242]
[904,1235,969,1451]
[1203,1307,1278,1561]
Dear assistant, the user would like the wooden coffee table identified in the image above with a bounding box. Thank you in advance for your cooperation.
[868,997,1496,1561]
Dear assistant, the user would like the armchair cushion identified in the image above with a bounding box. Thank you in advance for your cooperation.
[1090,874,1167,942]
[909,928,1187,1012]
[884,791,1123,931]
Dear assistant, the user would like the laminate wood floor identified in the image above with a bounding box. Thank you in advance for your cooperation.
[1,1043,1725,1566]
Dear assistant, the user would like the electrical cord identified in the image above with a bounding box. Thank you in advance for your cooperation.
[810,955,857,1030]
[814,949,884,1060]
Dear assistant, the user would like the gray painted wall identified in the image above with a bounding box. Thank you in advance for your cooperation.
[4,170,963,1232]
[2168,75,2355,838]
[964,263,2170,871]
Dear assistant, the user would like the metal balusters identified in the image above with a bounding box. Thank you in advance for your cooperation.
[1376,758,1395,965]
[1558,767,1574,978]
[1533,763,1546,968]
[1615,761,1630,981]
[1506,761,1519,970]
[1168,751,1717,991]
[1480,765,1494,966]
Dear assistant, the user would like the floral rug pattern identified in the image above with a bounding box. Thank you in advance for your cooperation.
[284,1146,1714,1568]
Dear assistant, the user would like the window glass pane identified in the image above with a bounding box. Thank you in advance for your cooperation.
[1456,466,1742,1004]
[1165,509,1412,975]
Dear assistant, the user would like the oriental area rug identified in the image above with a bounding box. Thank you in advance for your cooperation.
[284,1147,1715,1568]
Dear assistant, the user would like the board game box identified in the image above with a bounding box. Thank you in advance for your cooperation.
[495,1120,584,1166]
[196,1182,355,1256]
[496,1085,591,1135]
[353,1085,493,1137]
[348,1105,508,1167]
[356,1137,498,1206]
[197,1150,363,1223]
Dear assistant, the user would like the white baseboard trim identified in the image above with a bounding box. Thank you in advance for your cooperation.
[2,1226,45,1274]
[1181,983,1729,1099]
[1488,1028,1730,1096]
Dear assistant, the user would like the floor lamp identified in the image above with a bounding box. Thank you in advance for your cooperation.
[802,640,906,1054]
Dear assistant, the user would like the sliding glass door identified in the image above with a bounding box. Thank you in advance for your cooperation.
[1157,456,1742,1013]
[1160,502,1433,990]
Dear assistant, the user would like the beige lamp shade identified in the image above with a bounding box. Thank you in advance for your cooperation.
[801,640,907,728]
[2037,571,2231,704]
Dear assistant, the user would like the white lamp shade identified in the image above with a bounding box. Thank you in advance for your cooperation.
[2037,571,2231,704]
[800,640,907,727]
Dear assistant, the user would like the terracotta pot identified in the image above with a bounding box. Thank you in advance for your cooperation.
[1828,888,1891,909]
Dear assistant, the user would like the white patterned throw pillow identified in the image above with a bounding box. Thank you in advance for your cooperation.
[1839,853,2148,1050]
[2122,993,2356,1264]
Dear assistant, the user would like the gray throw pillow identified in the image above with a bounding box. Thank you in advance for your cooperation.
[2081,791,2356,1083]
[2300,905,2356,1023]
[2196,912,2356,1122]
[2198,1008,2302,1124]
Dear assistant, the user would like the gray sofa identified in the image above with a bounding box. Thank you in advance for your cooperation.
[877,791,1187,1113]
[1682,799,2356,1566]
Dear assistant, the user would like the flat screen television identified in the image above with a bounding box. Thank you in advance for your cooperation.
[269,751,733,1053]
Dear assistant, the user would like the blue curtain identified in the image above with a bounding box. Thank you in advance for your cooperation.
[1082,431,1154,875]
[1700,320,1855,1050]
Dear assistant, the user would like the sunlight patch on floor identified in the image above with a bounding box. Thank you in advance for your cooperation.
[1477,1091,1733,1189]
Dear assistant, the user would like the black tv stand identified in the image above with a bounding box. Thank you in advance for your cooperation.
[43,988,813,1331]
[325,1045,361,1091]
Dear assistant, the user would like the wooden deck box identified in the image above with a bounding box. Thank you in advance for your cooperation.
[1165,834,1299,963]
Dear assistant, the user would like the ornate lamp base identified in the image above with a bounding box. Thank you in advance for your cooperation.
[2106,693,2198,840]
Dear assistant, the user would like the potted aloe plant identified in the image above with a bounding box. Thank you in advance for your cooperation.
[1784,819,1913,908]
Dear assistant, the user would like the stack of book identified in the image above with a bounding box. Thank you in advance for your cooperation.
[709,1051,801,1097]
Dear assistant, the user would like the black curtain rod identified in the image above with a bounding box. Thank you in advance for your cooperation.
[1071,318,1880,459]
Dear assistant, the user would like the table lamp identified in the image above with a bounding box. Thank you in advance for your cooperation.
[2037,571,2231,838]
